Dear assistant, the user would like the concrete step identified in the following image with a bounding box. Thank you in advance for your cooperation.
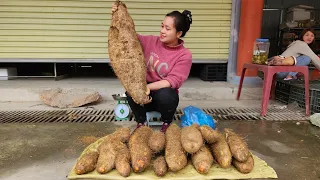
[0,77,263,102]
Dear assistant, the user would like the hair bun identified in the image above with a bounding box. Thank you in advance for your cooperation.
[182,10,192,24]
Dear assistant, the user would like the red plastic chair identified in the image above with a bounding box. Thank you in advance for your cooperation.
[236,63,310,116]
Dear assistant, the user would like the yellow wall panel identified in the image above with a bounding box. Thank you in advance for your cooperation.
[0,42,108,48]
[66,0,230,2]
[0,53,108,58]
[0,51,229,59]
[0,12,232,19]
[0,47,108,53]
[0,42,229,50]
[0,53,229,59]
[0,36,107,42]
[0,0,232,61]
[1,1,231,9]
[0,30,108,37]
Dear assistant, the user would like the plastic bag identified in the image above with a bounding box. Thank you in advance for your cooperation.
[181,106,216,129]
[310,113,320,128]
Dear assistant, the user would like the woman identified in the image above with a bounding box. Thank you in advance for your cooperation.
[268,28,320,80]
[112,4,193,132]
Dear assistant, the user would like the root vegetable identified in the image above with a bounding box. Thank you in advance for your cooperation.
[191,123,200,129]
[148,131,166,153]
[115,142,131,177]
[113,127,131,143]
[165,124,188,172]
[191,145,213,174]
[225,128,249,162]
[96,128,130,174]
[97,127,131,152]
[211,135,232,168]
[181,125,203,154]
[74,151,99,175]
[199,125,220,144]
[153,156,168,177]
[108,0,151,105]
[96,139,119,174]
[129,126,153,173]
[232,153,254,173]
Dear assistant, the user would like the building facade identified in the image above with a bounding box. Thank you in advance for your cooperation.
[0,0,233,64]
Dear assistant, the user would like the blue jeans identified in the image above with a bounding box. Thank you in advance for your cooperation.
[277,55,311,78]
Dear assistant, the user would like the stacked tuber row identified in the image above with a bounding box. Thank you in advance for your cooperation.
[74,124,254,177]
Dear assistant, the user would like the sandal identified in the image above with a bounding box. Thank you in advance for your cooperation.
[284,76,297,81]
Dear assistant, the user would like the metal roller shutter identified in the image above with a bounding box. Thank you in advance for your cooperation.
[0,0,232,62]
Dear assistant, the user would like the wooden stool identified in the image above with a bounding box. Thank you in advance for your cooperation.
[146,111,162,126]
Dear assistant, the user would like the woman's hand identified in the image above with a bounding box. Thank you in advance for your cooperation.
[147,80,171,91]
[145,86,150,96]
[111,3,118,13]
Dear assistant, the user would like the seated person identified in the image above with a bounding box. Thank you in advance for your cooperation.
[268,28,320,80]
[111,3,193,133]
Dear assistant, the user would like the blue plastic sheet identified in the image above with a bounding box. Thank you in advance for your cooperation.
[181,106,216,129]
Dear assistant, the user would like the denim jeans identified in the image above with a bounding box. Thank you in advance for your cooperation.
[126,87,179,124]
[277,55,311,78]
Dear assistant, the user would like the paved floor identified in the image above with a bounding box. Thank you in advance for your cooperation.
[0,77,263,102]
[0,99,276,110]
[0,120,319,180]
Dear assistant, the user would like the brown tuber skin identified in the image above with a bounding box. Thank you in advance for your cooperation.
[108,0,151,105]
[191,145,214,174]
[112,127,131,143]
[96,127,130,174]
[74,151,99,175]
[191,123,200,129]
[97,127,131,153]
[165,124,188,172]
[181,124,203,154]
[129,126,153,173]
[232,153,254,173]
[199,125,220,144]
[153,156,168,177]
[225,128,249,162]
[115,142,131,177]
[74,124,255,176]
[96,139,119,174]
[211,134,232,169]
[148,131,166,153]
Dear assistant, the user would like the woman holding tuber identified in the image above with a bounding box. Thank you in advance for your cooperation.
[112,4,193,133]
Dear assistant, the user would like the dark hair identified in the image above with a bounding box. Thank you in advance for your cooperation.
[298,28,316,51]
[166,10,192,38]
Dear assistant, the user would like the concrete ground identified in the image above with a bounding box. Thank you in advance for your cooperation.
[0,77,263,102]
[0,99,283,110]
[1,77,319,180]
[0,120,319,180]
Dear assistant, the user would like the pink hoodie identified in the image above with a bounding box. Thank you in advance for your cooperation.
[138,34,192,90]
